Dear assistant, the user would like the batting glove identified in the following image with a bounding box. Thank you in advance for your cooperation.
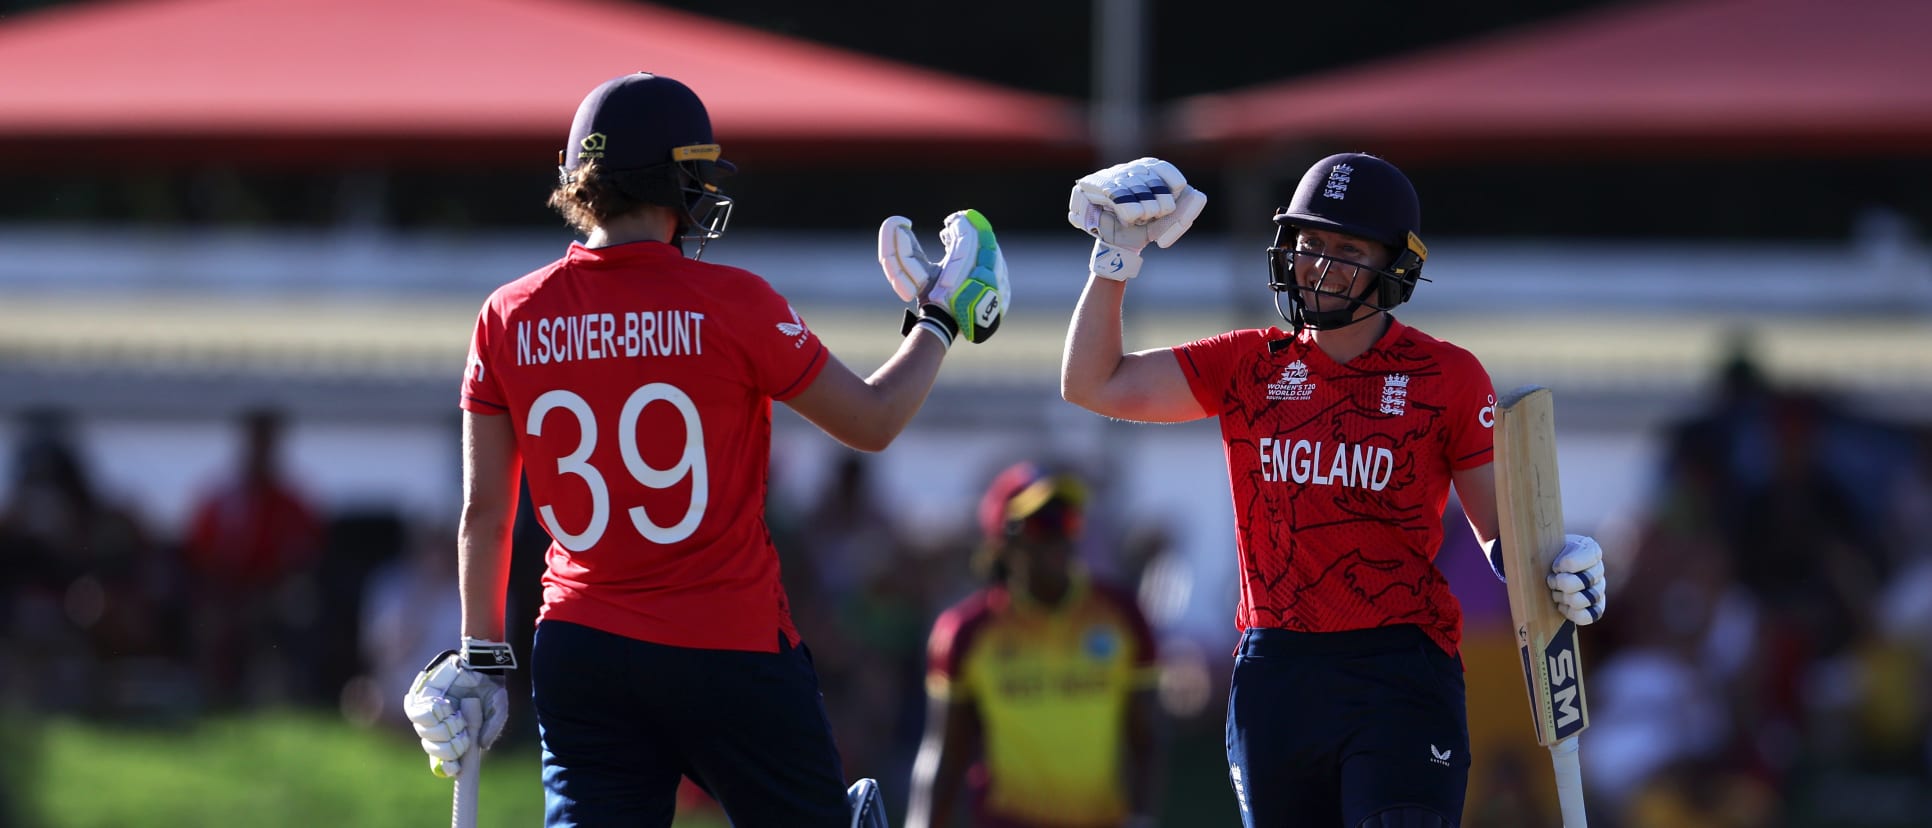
[403,638,514,778]
[1548,534,1607,625]
[878,209,1009,345]
[1067,157,1208,281]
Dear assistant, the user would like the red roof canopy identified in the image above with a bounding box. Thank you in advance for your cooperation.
[1172,0,1932,163]
[0,0,1085,166]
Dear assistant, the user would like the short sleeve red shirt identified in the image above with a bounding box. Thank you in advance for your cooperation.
[1172,318,1495,655]
[461,241,827,652]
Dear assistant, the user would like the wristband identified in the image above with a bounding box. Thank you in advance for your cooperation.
[1090,239,1143,281]
[913,318,954,348]
[899,304,958,348]
[461,637,517,673]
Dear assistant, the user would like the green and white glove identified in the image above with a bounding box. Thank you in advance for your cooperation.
[402,638,514,778]
[1067,157,1208,281]
[878,208,1010,345]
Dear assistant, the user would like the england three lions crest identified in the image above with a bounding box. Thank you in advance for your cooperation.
[1380,374,1410,415]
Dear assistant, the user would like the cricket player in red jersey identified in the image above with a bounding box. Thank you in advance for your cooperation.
[1058,155,1608,827]
[907,463,1161,828]
[401,72,1006,828]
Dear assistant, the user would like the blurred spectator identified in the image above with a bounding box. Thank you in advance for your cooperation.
[1583,590,1737,814]
[178,407,323,707]
[1888,427,1932,554]
[800,451,908,602]
[1591,339,1932,827]
[315,509,408,711]
[1658,332,1775,505]
[1726,391,1884,661]
[0,408,165,715]
[908,462,1160,828]
[354,519,460,727]
[782,451,929,813]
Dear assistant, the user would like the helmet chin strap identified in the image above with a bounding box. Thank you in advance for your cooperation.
[1296,300,1373,332]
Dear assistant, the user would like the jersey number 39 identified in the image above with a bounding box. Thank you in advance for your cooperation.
[527,384,708,550]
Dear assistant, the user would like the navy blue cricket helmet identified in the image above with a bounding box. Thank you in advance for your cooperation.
[561,73,735,250]
[1266,153,1430,331]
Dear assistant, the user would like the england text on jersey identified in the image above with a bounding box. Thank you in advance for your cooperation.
[1257,438,1396,490]
[515,310,704,366]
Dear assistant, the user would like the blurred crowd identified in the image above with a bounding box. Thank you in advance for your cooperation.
[0,407,331,718]
[1573,347,1932,828]
[2,343,1930,827]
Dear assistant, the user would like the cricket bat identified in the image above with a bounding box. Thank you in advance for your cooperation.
[452,698,483,828]
[1493,385,1589,827]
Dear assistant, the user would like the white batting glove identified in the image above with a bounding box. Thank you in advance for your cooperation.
[1547,534,1607,625]
[1066,157,1208,281]
[402,639,513,778]
[878,209,1010,344]
[878,216,929,304]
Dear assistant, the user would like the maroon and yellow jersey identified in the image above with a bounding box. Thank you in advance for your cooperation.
[1173,319,1495,655]
[926,574,1157,827]
[461,241,827,652]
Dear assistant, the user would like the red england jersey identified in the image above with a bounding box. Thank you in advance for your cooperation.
[1173,318,1495,655]
[460,241,828,652]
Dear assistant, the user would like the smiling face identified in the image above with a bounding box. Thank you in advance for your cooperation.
[1292,228,1395,318]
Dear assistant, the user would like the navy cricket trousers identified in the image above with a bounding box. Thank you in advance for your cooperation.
[1225,625,1471,828]
[531,619,849,828]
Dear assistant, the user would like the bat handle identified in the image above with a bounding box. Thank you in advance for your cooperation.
[1549,735,1586,827]
[452,698,484,828]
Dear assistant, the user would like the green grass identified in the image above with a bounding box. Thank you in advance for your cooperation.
[7,710,728,828]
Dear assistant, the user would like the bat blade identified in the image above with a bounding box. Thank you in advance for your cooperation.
[1494,385,1589,744]
[1494,385,1590,826]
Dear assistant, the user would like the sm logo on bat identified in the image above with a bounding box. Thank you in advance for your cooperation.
[1543,620,1586,739]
